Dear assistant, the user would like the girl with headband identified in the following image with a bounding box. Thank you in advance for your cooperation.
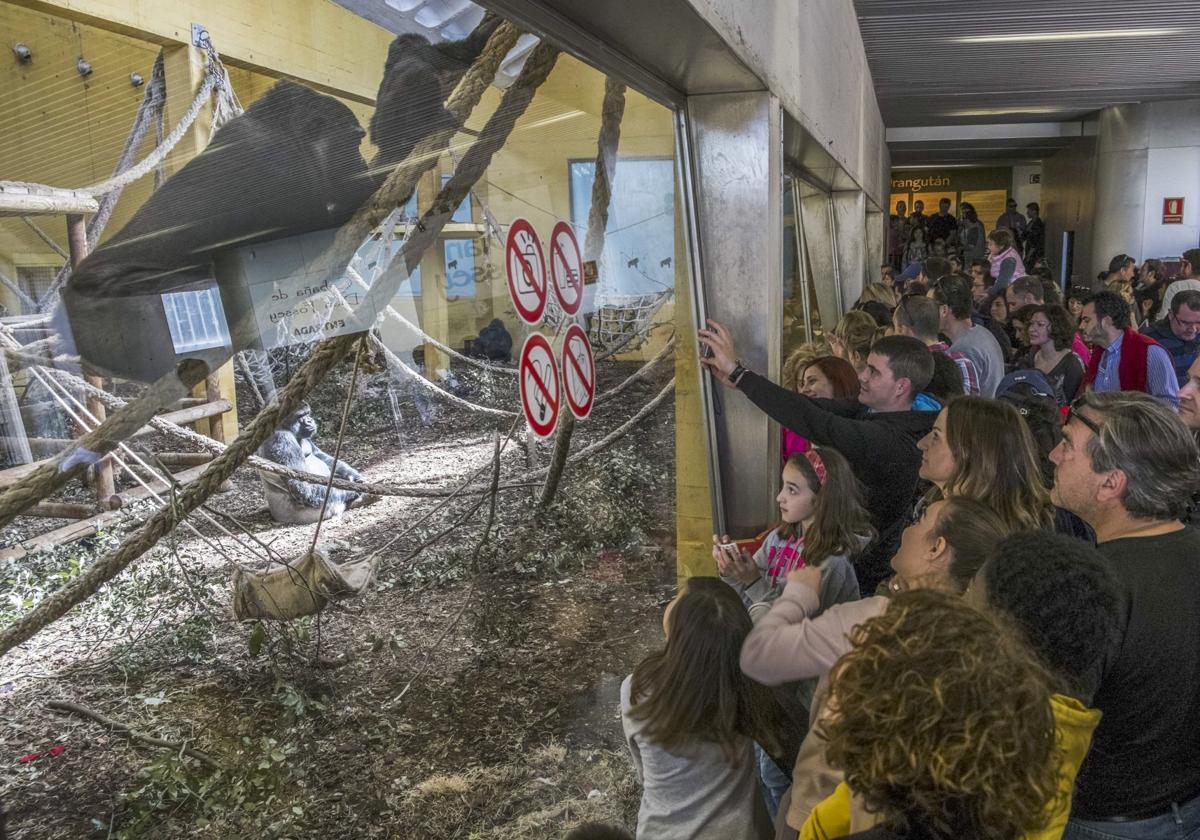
[714,446,875,821]
[714,447,873,618]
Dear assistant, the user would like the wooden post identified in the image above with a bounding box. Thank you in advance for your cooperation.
[66,213,117,508]
[160,43,238,444]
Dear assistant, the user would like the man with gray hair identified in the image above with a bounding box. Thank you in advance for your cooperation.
[1051,391,1200,839]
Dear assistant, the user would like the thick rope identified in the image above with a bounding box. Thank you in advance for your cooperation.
[296,22,522,307]
[0,26,554,660]
[0,357,209,529]
[20,217,68,260]
[0,270,37,312]
[593,336,674,408]
[371,333,519,418]
[524,377,674,480]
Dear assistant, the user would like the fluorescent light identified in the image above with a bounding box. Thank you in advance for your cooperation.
[945,106,1068,117]
[956,28,1179,44]
[521,110,585,130]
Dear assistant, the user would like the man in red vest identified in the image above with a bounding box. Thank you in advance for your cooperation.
[1081,291,1179,407]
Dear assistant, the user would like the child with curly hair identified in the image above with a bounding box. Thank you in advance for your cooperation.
[816,590,1059,840]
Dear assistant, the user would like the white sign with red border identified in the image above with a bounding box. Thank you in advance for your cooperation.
[505,218,548,325]
[549,221,584,316]
[519,332,560,437]
[560,323,596,420]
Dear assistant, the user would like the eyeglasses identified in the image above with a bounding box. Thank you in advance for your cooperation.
[1065,399,1103,438]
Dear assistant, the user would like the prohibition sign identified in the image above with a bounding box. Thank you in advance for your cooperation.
[549,221,584,316]
[506,218,547,325]
[519,332,560,438]
[561,323,595,420]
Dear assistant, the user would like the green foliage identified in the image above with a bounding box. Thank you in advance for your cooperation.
[113,735,304,839]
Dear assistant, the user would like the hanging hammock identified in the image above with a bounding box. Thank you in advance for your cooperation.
[232,545,378,620]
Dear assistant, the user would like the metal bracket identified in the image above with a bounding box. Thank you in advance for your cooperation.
[191,22,210,49]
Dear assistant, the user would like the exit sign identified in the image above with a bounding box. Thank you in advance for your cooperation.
[1164,197,1185,224]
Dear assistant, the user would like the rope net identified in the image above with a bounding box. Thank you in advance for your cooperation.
[0,10,682,652]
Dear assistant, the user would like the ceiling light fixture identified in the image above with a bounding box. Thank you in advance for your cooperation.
[945,106,1068,117]
[956,27,1179,44]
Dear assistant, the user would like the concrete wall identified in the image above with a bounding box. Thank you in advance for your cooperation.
[1011,164,1042,213]
[1091,99,1200,272]
[684,0,889,210]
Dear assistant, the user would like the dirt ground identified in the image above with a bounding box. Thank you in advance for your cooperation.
[0,353,677,838]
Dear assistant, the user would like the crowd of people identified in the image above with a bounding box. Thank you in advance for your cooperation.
[889,197,1044,277]
[591,248,1200,840]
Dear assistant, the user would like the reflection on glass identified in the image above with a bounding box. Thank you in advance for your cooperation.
[569,158,675,300]
[440,174,474,224]
[443,239,477,298]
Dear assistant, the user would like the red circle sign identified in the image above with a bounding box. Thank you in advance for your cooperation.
[560,323,595,420]
[519,332,560,437]
[505,218,547,325]
[549,221,584,316]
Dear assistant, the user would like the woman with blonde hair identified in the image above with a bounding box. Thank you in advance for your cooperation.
[916,396,1055,531]
[826,311,880,373]
[855,282,899,311]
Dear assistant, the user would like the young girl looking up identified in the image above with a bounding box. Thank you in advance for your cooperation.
[621,578,783,840]
[715,447,872,615]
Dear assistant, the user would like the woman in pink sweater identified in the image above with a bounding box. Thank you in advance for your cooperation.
[739,496,1013,839]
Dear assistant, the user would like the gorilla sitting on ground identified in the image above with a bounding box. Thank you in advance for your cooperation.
[257,403,368,524]
[470,318,513,362]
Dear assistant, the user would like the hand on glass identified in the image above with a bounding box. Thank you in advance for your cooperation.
[697,319,739,386]
[786,563,822,592]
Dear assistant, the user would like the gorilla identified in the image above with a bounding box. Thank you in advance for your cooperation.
[369,14,500,169]
[257,402,367,524]
[59,15,501,381]
[470,318,513,362]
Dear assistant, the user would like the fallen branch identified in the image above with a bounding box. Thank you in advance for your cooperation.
[46,699,222,770]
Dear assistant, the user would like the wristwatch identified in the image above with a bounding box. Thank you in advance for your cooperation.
[730,362,749,387]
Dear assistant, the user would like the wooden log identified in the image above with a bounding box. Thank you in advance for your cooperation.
[105,463,210,508]
[67,213,117,512]
[1,437,75,452]
[25,501,100,519]
[0,508,127,560]
[204,371,226,444]
[0,186,99,217]
[150,451,213,467]
[157,399,231,427]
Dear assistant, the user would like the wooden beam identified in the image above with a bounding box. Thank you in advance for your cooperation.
[25,501,100,519]
[0,184,99,217]
[158,398,231,426]
[8,0,394,105]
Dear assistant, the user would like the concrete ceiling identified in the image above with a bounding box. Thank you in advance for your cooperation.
[855,0,1200,166]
